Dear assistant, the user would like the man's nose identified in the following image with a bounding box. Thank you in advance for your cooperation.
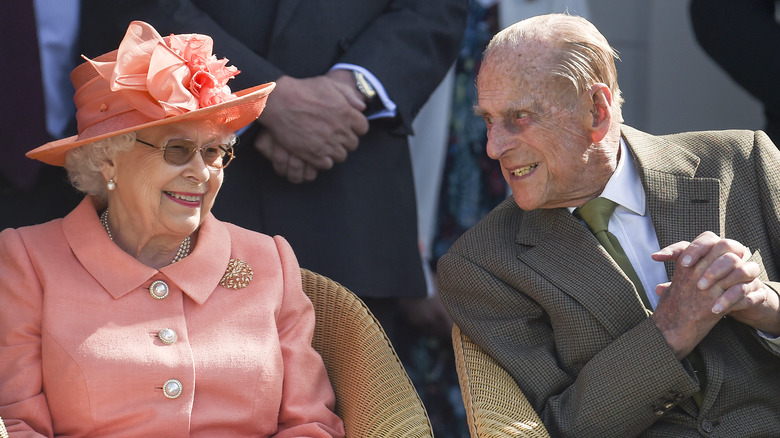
[485,124,511,160]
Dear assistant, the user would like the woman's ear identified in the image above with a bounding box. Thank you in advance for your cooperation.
[100,159,116,184]
[588,83,612,143]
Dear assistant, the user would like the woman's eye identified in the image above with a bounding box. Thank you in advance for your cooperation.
[203,147,222,159]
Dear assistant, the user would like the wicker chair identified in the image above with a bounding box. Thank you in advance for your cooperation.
[452,324,550,438]
[301,268,434,437]
[0,416,6,438]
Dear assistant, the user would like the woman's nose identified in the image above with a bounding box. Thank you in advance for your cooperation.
[184,150,212,182]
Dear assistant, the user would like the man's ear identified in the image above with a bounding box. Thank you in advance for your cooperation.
[588,83,612,143]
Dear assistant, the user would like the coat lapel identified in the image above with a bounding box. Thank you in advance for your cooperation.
[271,0,304,43]
[516,208,649,337]
[622,126,721,281]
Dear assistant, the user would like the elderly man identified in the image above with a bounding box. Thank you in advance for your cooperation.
[438,13,780,437]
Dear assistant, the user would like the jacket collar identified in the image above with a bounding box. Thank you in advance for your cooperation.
[621,125,720,279]
[63,196,232,305]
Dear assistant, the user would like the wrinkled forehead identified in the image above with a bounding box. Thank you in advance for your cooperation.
[477,43,565,105]
[485,41,554,74]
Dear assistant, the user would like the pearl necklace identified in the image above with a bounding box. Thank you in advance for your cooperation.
[100,209,191,264]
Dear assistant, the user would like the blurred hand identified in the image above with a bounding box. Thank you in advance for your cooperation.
[255,130,318,183]
[255,74,369,172]
[651,231,779,359]
[397,292,454,340]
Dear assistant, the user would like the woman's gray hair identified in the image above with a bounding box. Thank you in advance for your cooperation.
[64,132,137,203]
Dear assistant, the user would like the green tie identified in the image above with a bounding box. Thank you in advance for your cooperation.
[574,197,705,408]
[574,197,651,309]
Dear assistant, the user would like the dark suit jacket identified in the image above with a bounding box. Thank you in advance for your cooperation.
[439,126,780,437]
[79,0,468,298]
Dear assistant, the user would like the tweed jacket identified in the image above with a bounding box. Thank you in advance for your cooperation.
[78,0,469,299]
[0,197,344,437]
[438,126,780,437]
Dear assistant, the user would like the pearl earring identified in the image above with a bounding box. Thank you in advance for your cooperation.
[107,178,116,191]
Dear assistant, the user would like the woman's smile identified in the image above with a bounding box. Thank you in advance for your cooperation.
[164,190,204,207]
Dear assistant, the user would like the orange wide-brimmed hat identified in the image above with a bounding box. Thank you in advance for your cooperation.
[27,20,275,166]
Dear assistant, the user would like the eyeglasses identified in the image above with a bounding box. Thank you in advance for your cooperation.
[136,138,236,169]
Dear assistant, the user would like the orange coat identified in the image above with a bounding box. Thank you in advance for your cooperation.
[0,197,344,437]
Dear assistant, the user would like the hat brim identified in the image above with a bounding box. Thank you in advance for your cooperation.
[26,82,276,167]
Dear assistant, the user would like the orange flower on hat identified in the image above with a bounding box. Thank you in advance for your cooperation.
[168,32,240,108]
[85,21,239,120]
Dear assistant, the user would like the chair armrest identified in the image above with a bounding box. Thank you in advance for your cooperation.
[451,324,550,438]
[302,268,434,438]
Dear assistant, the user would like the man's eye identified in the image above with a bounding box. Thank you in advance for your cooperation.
[514,111,528,121]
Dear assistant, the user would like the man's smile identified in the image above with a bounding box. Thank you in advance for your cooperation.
[510,162,539,177]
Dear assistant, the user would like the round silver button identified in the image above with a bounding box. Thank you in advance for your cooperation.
[163,379,183,399]
[157,328,177,345]
[149,280,169,300]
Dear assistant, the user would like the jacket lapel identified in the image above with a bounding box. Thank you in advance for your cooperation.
[516,208,649,337]
[271,0,304,44]
[622,126,721,280]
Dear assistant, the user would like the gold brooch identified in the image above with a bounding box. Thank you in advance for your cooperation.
[219,259,253,289]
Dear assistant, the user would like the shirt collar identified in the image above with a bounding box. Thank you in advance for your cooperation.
[566,137,645,215]
[601,137,646,215]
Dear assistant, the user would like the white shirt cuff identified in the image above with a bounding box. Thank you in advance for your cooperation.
[758,330,780,354]
[331,63,397,120]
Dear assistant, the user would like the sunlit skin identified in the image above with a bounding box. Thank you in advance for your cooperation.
[475,43,620,210]
[99,121,232,269]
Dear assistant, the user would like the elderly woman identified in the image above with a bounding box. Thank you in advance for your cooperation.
[0,21,344,437]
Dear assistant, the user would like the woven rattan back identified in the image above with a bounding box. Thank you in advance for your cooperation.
[452,324,550,438]
[0,416,7,438]
[301,268,434,438]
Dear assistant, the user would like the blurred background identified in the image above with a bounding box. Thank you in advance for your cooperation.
[588,0,762,135]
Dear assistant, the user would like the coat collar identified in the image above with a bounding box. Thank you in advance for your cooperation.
[63,197,232,305]
[621,125,721,278]
[514,125,720,335]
